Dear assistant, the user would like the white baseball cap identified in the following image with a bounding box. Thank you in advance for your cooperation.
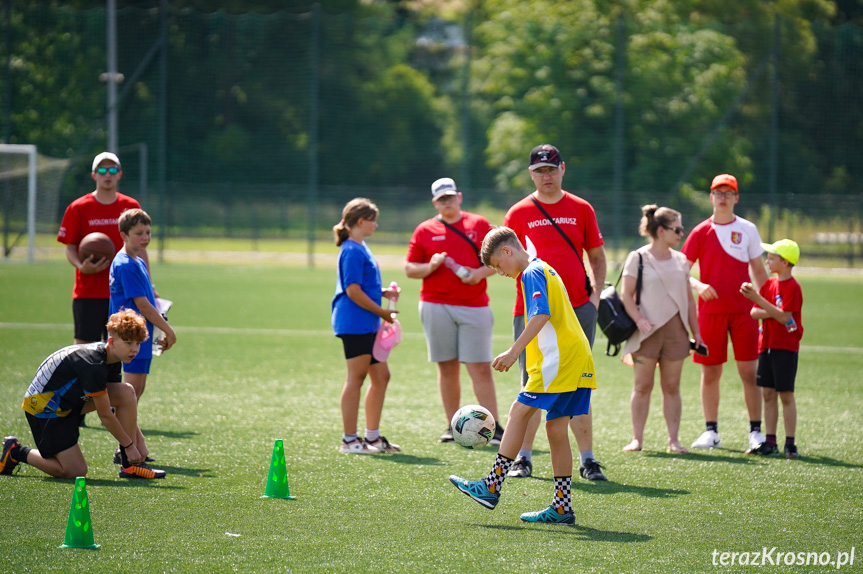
[92,152,121,172]
[431,177,458,200]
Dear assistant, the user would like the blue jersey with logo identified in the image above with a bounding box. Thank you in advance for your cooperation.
[332,239,382,336]
[521,258,596,393]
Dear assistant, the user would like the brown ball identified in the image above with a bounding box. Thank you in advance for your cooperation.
[77,232,115,263]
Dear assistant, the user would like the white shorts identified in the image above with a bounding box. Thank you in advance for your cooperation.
[419,301,494,363]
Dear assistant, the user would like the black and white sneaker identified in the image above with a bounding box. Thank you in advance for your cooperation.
[113,447,154,464]
[579,458,607,481]
[439,427,455,443]
[784,444,799,459]
[506,456,532,478]
[490,423,505,446]
[745,442,779,456]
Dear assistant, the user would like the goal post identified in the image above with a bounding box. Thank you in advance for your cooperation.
[0,144,37,262]
[0,144,70,263]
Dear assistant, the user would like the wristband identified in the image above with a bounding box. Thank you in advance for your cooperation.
[122,441,134,449]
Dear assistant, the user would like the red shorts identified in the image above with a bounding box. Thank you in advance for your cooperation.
[695,312,759,365]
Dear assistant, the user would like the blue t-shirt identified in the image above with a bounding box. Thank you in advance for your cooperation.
[331,239,382,336]
[109,252,155,360]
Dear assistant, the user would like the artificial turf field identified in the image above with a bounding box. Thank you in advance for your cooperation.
[1,257,861,573]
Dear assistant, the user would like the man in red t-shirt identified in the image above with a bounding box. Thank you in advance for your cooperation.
[501,144,608,481]
[57,152,147,344]
[681,173,768,452]
[405,178,503,444]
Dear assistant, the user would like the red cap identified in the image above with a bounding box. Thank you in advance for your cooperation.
[710,174,738,192]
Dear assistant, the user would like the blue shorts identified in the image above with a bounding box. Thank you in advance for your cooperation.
[516,388,592,420]
[123,358,151,374]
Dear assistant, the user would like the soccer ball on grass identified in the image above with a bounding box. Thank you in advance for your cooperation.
[450,405,495,449]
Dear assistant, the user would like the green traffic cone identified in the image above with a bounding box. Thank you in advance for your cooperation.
[261,439,295,499]
[60,476,100,549]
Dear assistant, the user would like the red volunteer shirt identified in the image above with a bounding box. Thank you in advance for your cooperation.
[57,192,141,299]
[681,216,764,315]
[406,211,491,307]
[502,191,603,315]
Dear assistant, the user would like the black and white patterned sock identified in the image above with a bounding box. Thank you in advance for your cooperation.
[483,453,514,494]
[552,475,572,513]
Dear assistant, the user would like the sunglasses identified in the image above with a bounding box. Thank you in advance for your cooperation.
[94,166,120,175]
[662,225,685,235]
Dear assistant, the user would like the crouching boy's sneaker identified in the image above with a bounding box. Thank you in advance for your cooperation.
[119,462,166,479]
[1,436,21,475]
[448,475,500,509]
[520,504,575,525]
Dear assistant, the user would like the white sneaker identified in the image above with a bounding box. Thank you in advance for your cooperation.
[339,438,381,454]
[691,430,721,449]
[749,430,766,450]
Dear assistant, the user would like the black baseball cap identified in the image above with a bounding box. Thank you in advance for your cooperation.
[529,144,562,170]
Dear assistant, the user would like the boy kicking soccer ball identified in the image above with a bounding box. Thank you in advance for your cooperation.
[447,227,597,524]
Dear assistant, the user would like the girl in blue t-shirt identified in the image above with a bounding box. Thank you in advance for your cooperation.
[331,198,402,454]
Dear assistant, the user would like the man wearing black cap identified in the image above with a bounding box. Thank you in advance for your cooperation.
[501,144,608,481]
[405,177,504,444]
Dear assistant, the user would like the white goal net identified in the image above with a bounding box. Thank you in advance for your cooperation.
[0,144,70,261]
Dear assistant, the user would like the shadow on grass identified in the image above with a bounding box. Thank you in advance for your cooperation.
[154,464,215,477]
[377,453,446,465]
[644,450,757,464]
[772,454,863,469]
[571,480,689,499]
[39,476,187,489]
[82,426,200,441]
[482,522,652,542]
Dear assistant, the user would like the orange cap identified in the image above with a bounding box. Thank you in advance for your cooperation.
[710,173,738,192]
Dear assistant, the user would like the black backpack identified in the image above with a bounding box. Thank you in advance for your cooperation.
[597,254,642,356]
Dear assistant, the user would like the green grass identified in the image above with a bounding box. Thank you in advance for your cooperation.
[1,260,862,573]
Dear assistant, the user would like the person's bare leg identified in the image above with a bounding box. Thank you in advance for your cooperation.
[437,358,461,424]
[658,357,687,453]
[737,359,761,422]
[625,357,657,451]
[465,362,499,421]
[23,444,88,478]
[365,361,391,431]
[340,355,371,435]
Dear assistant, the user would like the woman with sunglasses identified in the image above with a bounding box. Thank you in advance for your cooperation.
[618,205,702,454]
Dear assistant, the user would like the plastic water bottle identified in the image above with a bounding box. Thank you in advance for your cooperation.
[775,295,797,332]
[387,281,400,304]
[444,256,471,280]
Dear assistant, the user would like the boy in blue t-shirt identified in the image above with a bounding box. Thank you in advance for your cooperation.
[109,208,176,404]
[447,226,597,525]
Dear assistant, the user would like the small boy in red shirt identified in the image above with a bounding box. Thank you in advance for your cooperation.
[740,239,804,459]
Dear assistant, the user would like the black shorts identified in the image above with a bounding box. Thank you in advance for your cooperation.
[337,333,380,364]
[73,298,109,342]
[26,412,81,458]
[756,349,798,393]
